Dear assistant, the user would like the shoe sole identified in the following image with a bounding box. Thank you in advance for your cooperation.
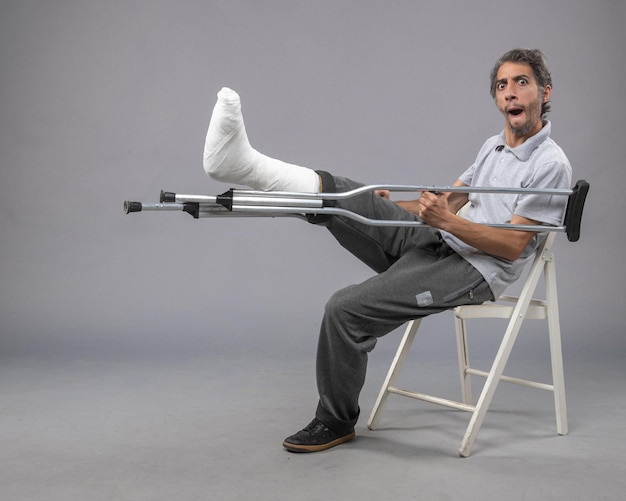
[282,431,356,453]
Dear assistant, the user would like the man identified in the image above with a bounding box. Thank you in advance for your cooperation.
[203,48,572,452]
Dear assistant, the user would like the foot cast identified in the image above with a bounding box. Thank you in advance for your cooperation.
[203,87,320,193]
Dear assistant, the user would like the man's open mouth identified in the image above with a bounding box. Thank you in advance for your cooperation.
[508,108,524,116]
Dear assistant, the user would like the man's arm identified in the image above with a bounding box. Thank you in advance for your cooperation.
[396,180,537,261]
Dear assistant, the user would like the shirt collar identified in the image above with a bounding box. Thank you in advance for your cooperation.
[495,121,552,161]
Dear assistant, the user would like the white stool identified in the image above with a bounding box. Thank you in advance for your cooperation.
[367,231,568,457]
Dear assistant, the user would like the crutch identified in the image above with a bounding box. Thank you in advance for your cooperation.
[124,180,589,242]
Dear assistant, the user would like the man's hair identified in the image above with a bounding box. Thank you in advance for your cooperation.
[489,48,553,117]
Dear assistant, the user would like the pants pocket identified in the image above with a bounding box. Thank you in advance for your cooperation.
[442,275,485,304]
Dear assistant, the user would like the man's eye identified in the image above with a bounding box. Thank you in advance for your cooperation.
[497,82,506,90]
[518,78,528,85]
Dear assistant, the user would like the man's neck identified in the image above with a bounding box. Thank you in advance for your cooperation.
[504,120,545,148]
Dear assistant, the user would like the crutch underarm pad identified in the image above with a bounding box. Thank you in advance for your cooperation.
[563,180,590,242]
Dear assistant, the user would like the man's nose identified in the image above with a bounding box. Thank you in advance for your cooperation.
[504,83,516,100]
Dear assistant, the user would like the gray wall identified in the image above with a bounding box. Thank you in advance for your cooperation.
[1,0,624,360]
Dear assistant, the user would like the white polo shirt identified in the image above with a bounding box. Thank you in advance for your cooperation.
[440,121,573,298]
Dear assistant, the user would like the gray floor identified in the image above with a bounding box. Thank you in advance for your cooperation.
[2,340,625,501]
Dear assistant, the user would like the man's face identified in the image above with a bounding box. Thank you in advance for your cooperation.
[494,62,550,140]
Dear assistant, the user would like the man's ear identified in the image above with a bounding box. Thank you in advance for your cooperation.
[542,85,552,103]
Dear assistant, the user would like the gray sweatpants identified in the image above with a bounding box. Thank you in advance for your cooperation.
[313,173,494,433]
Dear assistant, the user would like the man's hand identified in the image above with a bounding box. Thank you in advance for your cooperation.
[415,191,453,228]
[395,191,457,227]
[374,190,390,199]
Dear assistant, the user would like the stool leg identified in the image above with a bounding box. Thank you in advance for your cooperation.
[368,319,421,430]
[545,257,568,435]
[455,315,473,405]
[459,313,526,457]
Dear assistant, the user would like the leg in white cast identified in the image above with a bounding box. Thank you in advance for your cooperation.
[203,87,320,192]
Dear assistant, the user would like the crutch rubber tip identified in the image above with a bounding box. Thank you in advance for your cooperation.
[160,191,176,203]
[124,201,142,214]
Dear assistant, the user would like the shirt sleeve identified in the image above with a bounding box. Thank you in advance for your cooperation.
[515,161,573,226]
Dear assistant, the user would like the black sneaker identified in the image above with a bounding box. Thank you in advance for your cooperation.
[282,418,355,453]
